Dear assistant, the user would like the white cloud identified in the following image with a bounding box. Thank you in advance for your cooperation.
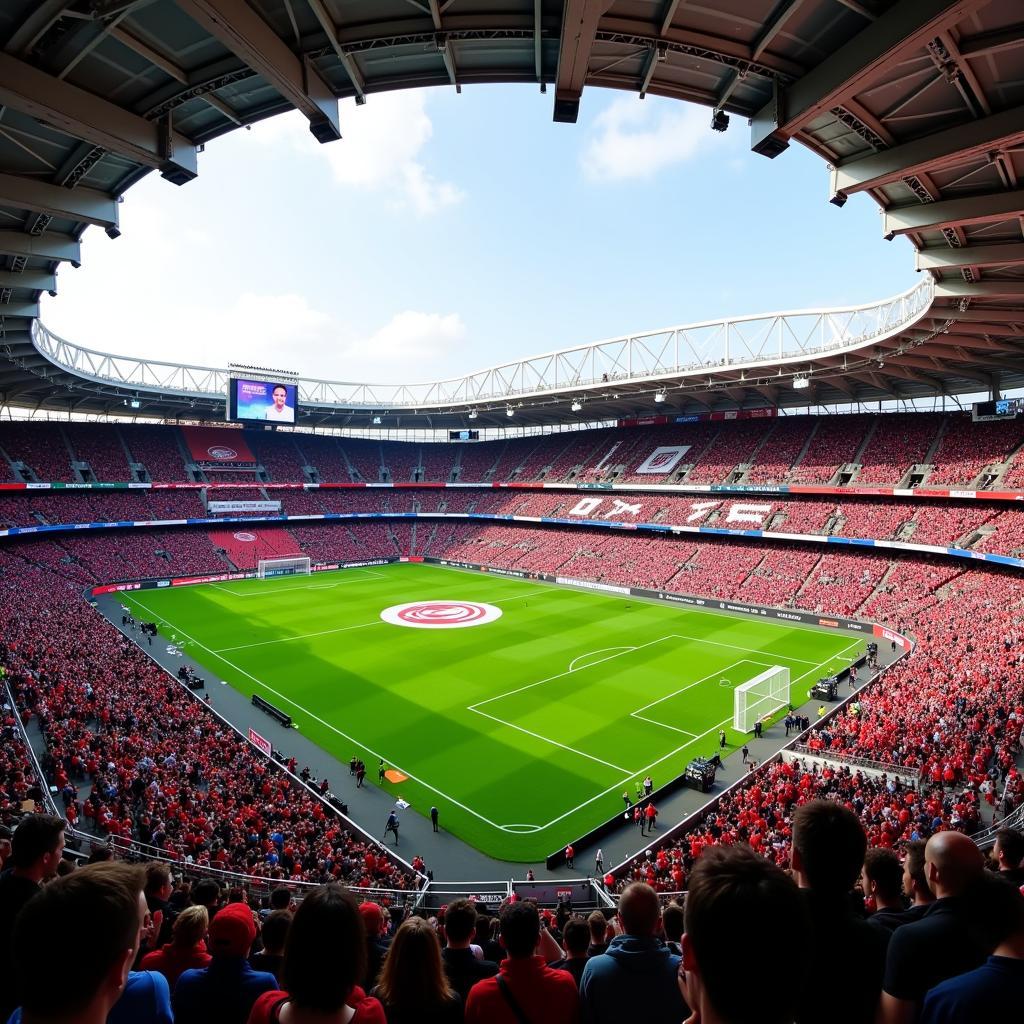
[342,310,468,382]
[581,97,734,183]
[252,92,464,216]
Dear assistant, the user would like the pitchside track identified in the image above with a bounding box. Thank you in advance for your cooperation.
[123,562,862,861]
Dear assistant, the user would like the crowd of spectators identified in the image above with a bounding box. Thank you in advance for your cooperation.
[2,807,1022,1024]
[5,413,1024,489]
[0,551,421,894]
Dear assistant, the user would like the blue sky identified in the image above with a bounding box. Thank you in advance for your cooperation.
[42,84,916,384]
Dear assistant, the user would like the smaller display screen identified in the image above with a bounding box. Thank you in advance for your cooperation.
[974,398,1021,420]
[449,429,480,441]
[229,378,298,425]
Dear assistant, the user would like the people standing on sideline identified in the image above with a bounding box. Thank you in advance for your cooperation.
[384,811,400,846]
[741,745,749,763]
[430,806,439,833]
[643,776,653,796]
[378,760,386,785]
[565,844,574,869]
[753,719,763,739]
[718,730,726,749]
[595,849,604,874]
[356,761,366,788]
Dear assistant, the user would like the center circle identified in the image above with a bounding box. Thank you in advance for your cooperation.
[380,601,503,629]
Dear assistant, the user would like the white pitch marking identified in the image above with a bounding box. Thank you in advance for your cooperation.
[213,617,385,653]
[469,705,633,774]
[569,647,637,673]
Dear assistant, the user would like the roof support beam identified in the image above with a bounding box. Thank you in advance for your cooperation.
[0,230,80,263]
[0,172,119,231]
[934,281,1024,299]
[959,24,1024,58]
[831,105,1024,203]
[534,0,544,86]
[0,271,56,292]
[305,0,365,101]
[0,303,40,319]
[553,0,612,123]
[882,189,1024,238]
[174,0,341,142]
[751,0,985,158]
[0,53,197,184]
[751,0,806,61]
[916,242,1024,271]
[3,1,69,57]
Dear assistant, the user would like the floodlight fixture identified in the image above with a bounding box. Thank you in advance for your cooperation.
[571,399,583,413]
[468,409,478,419]
[506,406,515,417]
[654,390,667,403]
[793,376,810,390]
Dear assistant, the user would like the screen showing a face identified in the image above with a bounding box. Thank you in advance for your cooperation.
[230,379,298,425]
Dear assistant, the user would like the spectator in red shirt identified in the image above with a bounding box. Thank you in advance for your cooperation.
[140,905,211,988]
[464,901,579,1024]
[247,885,384,1024]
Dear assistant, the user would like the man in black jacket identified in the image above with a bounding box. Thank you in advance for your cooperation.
[0,815,65,1023]
[791,800,887,1024]
[441,899,498,1001]
[879,831,987,1024]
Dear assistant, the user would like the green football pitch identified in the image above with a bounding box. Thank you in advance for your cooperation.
[122,562,863,861]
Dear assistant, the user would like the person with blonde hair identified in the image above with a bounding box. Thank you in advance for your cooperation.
[373,916,462,1023]
[141,904,211,987]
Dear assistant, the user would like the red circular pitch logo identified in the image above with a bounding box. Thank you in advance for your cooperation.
[380,601,502,629]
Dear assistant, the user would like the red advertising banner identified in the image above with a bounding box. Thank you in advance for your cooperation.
[248,728,273,755]
[181,426,256,465]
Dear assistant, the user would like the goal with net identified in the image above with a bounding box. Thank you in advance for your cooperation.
[257,556,312,579]
[733,665,790,733]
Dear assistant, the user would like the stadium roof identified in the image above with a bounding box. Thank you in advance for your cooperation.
[0,1,1023,427]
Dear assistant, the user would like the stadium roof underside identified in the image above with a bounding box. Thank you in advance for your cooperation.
[0,0,1022,428]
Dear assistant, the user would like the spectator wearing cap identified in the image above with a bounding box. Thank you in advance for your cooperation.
[464,901,579,1024]
[679,845,808,1024]
[440,899,498,1001]
[140,905,211,988]
[579,882,687,1024]
[880,831,988,1024]
[359,901,391,990]
[919,873,1024,1023]
[10,861,171,1024]
[991,827,1024,889]
[247,884,385,1024]
[174,900,278,1024]
[0,814,66,1022]
[790,800,887,1024]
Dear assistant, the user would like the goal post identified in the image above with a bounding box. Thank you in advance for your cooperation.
[733,665,790,733]
[257,556,311,579]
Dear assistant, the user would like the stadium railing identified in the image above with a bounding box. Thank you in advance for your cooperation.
[787,742,922,785]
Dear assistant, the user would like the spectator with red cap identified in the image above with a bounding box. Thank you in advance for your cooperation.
[174,901,278,1024]
[359,901,391,990]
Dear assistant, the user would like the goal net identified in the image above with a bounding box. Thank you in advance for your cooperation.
[733,665,790,733]
[257,556,311,579]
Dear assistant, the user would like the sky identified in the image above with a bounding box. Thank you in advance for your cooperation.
[41,84,917,386]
